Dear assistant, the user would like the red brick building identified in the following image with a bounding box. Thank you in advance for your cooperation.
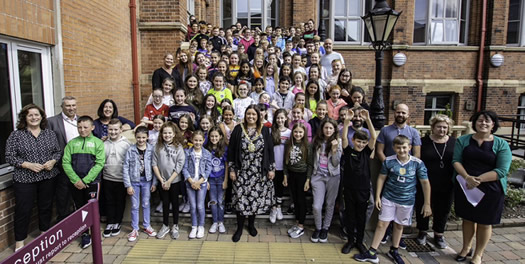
[0,0,524,252]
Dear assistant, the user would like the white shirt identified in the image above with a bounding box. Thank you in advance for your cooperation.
[193,150,202,181]
[62,112,79,143]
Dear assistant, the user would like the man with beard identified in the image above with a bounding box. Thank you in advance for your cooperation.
[345,106,371,147]
[375,103,421,249]
[320,38,345,76]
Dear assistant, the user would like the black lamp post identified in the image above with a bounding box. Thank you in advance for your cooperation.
[361,0,401,129]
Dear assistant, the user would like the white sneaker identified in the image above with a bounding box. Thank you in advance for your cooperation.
[171,224,179,239]
[197,226,205,238]
[156,203,163,213]
[209,223,218,234]
[189,226,197,239]
[156,224,170,239]
[127,229,139,242]
[276,207,284,220]
[269,208,277,224]
[218,222,226,233]
[182,202,190,213]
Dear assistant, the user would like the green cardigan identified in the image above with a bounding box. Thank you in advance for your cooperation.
[452,134,512,194]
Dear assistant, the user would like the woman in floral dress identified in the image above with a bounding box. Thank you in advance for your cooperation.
[228,105,275,242]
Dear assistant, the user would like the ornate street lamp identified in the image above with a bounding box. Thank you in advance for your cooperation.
[361,0,401,129]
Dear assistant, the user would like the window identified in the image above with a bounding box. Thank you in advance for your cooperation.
[414,0,469,45]
[0,37,54,166]
[507,0,523,45]
[518,94,525,128]
[187,0,195,21]
[221,0,278,29]
[322,0,372,43]
[424,94,455,125]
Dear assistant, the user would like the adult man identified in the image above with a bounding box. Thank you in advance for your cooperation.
[345,106,371,148]
[47,96,79,222]
[321,38,345,76]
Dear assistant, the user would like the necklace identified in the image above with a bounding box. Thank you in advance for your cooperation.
[241,125,258,152]
[432,140,447,168]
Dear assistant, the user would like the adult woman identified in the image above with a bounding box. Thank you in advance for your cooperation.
[93,99,135,140]
[152,53,182,89]
[175,50,193,82]
[415,114,456,249]
[453,110,512,264]
[5,104,62,251]
[228,105,275,242]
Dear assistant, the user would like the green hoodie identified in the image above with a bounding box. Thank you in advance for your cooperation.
[62,134,105,185]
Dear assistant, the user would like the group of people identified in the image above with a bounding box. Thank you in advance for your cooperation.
[5,17,513,264]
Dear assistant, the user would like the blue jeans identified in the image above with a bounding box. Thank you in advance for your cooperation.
[186,181,207,226]
[130,177,152,230]
[208,176,225,223]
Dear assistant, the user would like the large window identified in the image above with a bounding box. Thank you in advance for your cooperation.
[414,0,469,45]
[320,0,372,43]
[518,94,525,128]
[0,37,54,166]
[508,0,523,45]
[424,94,455,125]
[221,0,279,29]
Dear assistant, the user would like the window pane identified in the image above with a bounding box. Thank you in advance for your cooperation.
[0,43,14,165]
[348,20,360,41]
[334,19,346,41]
[424,111,434,125]
[507,21,520,44]
[223,0,232,21]
[431,20,444,42]
[445,0,458,18]
[460,20,466,43]
[237,0,248,17]
[250,0,261,11]
[445,20,458,42]
[237,18,248,26]
[509,0,521,20]
[425,97,434,108]
[335,0,347,16]
[223,18,233,28]
[436,96,451,108]
[18,50,44,108]
[348,0,360,16]
[414,0,428,43]
[433,0,444,18]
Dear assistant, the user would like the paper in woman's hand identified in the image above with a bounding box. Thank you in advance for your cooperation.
[456,175,485,207]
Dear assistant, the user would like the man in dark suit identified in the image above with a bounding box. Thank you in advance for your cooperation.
[47,96,78,222]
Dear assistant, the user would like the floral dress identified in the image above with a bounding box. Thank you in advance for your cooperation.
[230,127,275,215]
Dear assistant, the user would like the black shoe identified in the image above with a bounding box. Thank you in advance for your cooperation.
[381,232,391,244]
[232,229,243,242]
[103,224,113,238]
[248,225,258,237]
[399,238,407,250]
[357,243,368,254]
[111,223,121,236]
[354,248,379,263]
[341,241,355,254]
[387,248,405,264]
[80,234,91,249]
[455,249,473,262]
[434,235,447,249]
[225,203,233,214]
[319,229,328,243]
[311,229,320,243]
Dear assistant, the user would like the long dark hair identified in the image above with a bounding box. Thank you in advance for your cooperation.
[184,74,204,107]
[284,122,309,165]
[337,68,352,92]
[97,99,118,119]
[205,126,227,158]
[312,118,339,154]
[271,109,289,145]
[242,104,262,133]
[305,80,321,110]
[155,121,183,153]
[16,104,48,130]
[199,94,221,123]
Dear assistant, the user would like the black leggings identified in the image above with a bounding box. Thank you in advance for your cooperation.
[288,170,307,225]
[159,181,181,226]
[344,188,370,244]
[103,179,127,225]
[415,183,453,233]
[274,170,285,205]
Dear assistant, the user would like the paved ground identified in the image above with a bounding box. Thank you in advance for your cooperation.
[3,217,525,263]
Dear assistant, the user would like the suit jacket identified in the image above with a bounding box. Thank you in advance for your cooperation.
[47,113,68,150]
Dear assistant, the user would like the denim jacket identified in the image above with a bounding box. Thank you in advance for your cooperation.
[307,138,342,179]
[182,147,212,183]
[122,143,157,188]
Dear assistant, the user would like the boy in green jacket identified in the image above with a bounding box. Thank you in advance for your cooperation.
[62,115,105,249]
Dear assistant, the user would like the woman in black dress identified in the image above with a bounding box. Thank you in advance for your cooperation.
[228,105,275,242]
[452,110,512,264]
[152,53,182,89]
[415,114,455,248]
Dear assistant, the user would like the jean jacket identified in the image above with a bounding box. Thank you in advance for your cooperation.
[182,148,212,183]
[123,143,156,188]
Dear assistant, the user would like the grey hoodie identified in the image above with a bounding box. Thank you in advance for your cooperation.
[152,143,185,184]
[103,136,132,182]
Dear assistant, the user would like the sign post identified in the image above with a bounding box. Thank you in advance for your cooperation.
[2,199,103,264]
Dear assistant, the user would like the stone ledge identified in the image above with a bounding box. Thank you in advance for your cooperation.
[138,22,187,33]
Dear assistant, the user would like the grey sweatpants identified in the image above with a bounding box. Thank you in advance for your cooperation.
[311,175,341,230]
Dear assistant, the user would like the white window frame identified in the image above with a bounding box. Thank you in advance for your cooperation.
[518,94,525,128]
[0,36,55,130]
[413,0,469,45]
[424,93,455,125]
[187,0,195,20]
[221,0,278,30]
[507,0,525,46]
[330,0,373,44]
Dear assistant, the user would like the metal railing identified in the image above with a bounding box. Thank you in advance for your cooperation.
[496,115,525,159]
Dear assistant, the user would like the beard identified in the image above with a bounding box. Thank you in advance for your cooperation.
[352,120,363,128]
[395,116,407,125]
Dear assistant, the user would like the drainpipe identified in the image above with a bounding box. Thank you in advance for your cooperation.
[129,0,141,124]
[476,0,488,112]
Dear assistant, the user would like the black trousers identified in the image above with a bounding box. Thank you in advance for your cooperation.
[415,183,453,233]
[54,169,72,222]
[159,181,181,226]
[343,188,370,244]
[14,177,56,241]
[70,181,100,236]
[103,179,127,225]
[288,170,307,224]
[274,170,285,205]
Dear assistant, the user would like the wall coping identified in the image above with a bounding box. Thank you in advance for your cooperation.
[333,44,525,52]
[0,173,13,191]
[138,22,188,33]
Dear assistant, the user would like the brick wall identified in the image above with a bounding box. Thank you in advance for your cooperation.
[292,0,317,27]
[0,0,56,44]
[60,0,134,120]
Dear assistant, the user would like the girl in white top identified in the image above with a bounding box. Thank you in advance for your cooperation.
[147,78,175,106]
[269,109,291,224]
[233,82,255,122]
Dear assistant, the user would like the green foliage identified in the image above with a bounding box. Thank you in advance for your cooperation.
[437,103,453,119]
[505,159,525,208]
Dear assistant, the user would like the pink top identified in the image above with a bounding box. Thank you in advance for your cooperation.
[292,86,305,95]
[327,99,347,120]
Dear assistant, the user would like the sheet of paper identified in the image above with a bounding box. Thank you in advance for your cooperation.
[456,175,485,207]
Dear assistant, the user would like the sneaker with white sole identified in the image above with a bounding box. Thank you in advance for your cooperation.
[111,223,121,236]
[387,248,405,264]
[156,224,170,239]
[269,208,277,224]
[416,231,427,245]
[189,226,197,239]
[218,222,226,233]
[103,224,113,238]
[81,234,91,249]
[209,222,218,234]
[319,229,328,243]
[311,229,321,243]
[354,249,379,263]
[197,226,205,238]
[128,229,139,242]
[289,227,304,239]
[171,224,179,239]
[287,225,299,235]
[276,207,283,220]
[144,226,157,237]
[182,202,190,213]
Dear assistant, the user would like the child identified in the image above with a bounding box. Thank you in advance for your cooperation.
[147,78,175,107]
[279,63,293,80]
[309,100,328,137]
[289,104,313,142]
[354,135,431,264]
[292,53,306,75]
[152,121,186,239]
[168,88,199,128]
[308,64,327,99]
[178,114,195,150]
[62,115,105,249]
[123,126,158,242]
[306,53,328,81]
[288,93,313,122]
[327,85,347,120]
[219,105,236,144]
[308,119,342,243]
[340,109,376,254]
[291,71,306,95]
[233,82,255,122]
[205,127,229,234]
[305,80,322,115]
[185,74,204,107]
[208,72,234,113]
[269,109,291,224]
[149,115,165,146]
[199,94,221,124]
[284,122,310,238]
[263,63,279,95]
[228,52,240,80]
[271,76,295,111]
[250,78,265,102]
[257,103,272,127]
[102,119,132,238]
[235,60,254,91]
[259,92,274,123]
[198,114,214,145]
[182,131,212,239]
[142,88,169,129]
[328,59,343,88]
